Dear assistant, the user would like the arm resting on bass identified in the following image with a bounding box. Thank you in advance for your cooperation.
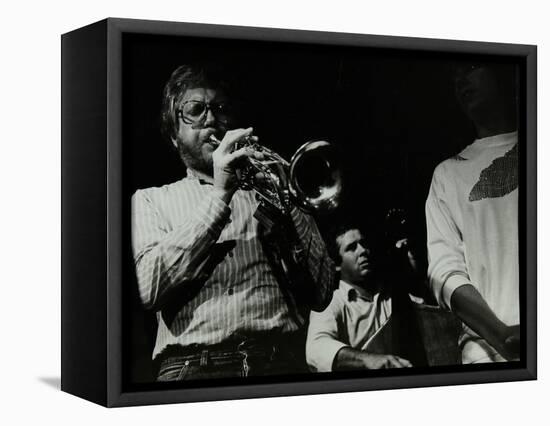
[333,347,412,370]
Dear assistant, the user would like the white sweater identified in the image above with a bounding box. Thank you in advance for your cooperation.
[425,132,519,363]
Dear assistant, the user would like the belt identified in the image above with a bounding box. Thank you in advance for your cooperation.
[153,332,304,373]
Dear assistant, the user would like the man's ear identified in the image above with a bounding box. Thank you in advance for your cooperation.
[335,265,341,272]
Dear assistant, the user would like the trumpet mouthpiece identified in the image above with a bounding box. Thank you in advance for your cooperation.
[209,134,221,146]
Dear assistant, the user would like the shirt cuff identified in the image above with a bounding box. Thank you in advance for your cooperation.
[442,274,471,310]
[309,340,349,372]
[290,207,310,240]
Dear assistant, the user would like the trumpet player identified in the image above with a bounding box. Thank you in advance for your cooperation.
[131,64,337,381]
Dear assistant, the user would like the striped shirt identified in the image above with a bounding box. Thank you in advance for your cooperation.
[131,169,335,359]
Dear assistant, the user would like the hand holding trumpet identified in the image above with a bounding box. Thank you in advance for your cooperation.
[209,129,341,215]
[210,128,263,205]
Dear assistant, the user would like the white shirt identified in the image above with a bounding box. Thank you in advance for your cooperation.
[425,131,519,363]
[306,280,392,372]
[131,169,335,359]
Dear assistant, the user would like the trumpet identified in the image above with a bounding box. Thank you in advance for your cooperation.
[209,134,342,216]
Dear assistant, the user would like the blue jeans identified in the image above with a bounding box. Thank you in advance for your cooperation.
[156,338,307,381]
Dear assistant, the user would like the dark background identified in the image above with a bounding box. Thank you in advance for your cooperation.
[122,33,515,384]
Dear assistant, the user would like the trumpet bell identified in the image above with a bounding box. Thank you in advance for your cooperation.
[289,141,342,214]
[235,136,342,216]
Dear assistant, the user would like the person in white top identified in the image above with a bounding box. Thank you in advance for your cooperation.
[306,226,413,372]
[426,62,520,363]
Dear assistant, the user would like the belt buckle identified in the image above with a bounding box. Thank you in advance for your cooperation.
[200,349,209,367]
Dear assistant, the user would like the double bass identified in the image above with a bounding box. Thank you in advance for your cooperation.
[373,208,463,367]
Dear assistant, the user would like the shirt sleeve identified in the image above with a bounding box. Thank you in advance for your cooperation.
[131,189,230,311]
[306,293,348,372]
[290,207,337,312]
[425,165,471,309]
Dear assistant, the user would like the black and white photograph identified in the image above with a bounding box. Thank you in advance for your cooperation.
[5,0,548,423]
[122,29,527,388]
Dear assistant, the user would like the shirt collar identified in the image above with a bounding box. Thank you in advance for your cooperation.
[186,168,214,185]
[339,280,375,302]
[459,131,518,160]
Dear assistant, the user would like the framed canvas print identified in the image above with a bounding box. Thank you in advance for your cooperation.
[61,18,537,407]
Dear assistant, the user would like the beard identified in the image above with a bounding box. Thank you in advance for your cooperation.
[177,141,214,176]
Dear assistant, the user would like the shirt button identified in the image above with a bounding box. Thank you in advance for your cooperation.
[227,288,234,295]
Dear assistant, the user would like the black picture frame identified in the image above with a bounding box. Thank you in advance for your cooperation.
[61,17,537,407]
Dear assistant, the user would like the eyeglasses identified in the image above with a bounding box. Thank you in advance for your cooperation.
[176,100,232,126]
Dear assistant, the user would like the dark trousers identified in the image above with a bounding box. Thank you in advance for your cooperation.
[156,334,307,381]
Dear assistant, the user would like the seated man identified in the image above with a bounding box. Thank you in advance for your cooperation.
[306,225,414,371]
